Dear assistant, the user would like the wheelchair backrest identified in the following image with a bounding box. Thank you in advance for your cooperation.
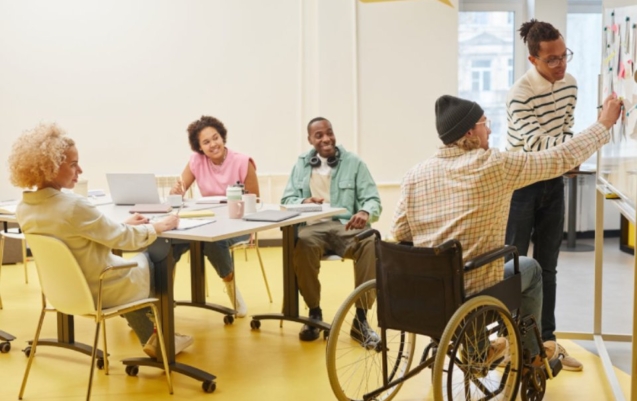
[375,239,464,338]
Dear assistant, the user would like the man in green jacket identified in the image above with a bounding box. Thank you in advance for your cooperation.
[281,117,382,342]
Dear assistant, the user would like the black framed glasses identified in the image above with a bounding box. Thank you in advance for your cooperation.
[535,49,573,68]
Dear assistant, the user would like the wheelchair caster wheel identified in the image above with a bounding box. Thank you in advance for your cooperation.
[521,366,546,401]
[23,346,33,357]
[224,315,234,325]
[250,319,261,330]
[0,341,10,353]
[96,358,105,370]
[125,365,139,377]
[202,380,216,393]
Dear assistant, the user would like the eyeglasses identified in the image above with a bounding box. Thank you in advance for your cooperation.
[534,49,574,68]
[475,119,491,129]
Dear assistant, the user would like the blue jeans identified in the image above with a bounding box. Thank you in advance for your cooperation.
[172,235,250,279]
[505,177,563,342]
[124,238,174,345]
[505,256,543,355]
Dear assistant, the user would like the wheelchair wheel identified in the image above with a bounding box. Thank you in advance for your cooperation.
[433,295,522,401]
[326,279,416,401]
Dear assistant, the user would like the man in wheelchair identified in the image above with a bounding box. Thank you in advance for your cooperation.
[389,94,622,386]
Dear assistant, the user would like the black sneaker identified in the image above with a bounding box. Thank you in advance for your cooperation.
[299,313,323,342]
[350,318,380,348]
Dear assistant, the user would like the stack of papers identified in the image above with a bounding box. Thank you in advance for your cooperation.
[0,203,18,215]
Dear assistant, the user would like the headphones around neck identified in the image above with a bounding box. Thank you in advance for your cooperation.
[309,148,340,168]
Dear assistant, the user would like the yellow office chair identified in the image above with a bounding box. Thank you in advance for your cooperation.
[20,234,173,401]
[155,174,194,200]
[230,233,272,303]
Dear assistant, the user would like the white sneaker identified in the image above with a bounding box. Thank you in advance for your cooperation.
[225,279,247,318]
[143,332,193,358]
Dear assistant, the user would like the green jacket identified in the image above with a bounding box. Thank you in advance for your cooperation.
[281,145,382,225]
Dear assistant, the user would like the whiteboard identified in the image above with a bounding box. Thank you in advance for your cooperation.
[598,5,637,207]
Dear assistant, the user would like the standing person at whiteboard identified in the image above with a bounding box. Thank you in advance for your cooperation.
[170,115,259,318]
[505,19,581,370]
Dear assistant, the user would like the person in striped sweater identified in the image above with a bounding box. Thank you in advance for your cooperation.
[505,19,582,371]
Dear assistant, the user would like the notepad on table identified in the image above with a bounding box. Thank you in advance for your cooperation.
[173,219,215,231]
[280,204,323,213]
[178,209,216,218]
[196,196,227,204]
[129,204,173,214]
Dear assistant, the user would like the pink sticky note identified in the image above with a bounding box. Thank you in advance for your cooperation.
[612,24,619,32]
[619,62,626,78]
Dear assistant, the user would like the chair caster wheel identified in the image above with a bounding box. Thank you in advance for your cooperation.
[250,319,261,330]
[223,315,234,325]
[0,342,10,353]
[96,358,105,370]
[23,346,33,357]
[202,380,216,393]
[125,365,139,376]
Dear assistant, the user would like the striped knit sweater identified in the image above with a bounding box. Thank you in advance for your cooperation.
[506,67,578,152]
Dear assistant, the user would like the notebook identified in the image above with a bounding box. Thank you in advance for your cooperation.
[196,196,227,204]
[106,173,161,205]
[280,204,323,213]
[242,210,300,222]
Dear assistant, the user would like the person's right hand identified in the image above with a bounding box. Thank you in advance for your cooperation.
[152,214,179,234]
[302,197,324,204]
[598,94,623,129]
[169,180,184,196]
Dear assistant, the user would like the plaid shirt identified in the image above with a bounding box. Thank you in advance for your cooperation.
[391,122,608,295]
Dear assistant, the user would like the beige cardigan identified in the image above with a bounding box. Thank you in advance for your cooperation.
[17,188,157,308]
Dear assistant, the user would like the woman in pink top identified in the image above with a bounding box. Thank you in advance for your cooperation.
[170,116,259,317]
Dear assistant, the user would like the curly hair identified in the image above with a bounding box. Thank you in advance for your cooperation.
[187,116,227,154]
[519,19,562,57]
[8,123,75,189]
[447,132,482,151]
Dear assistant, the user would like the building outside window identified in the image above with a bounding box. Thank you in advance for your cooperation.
[458,11,514,150]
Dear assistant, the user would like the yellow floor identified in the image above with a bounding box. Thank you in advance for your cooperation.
[0,246,631,400]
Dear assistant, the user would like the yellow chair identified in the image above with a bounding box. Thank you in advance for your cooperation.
[155,174,194,199]
[20,234,173,401]
[230,233,272,303]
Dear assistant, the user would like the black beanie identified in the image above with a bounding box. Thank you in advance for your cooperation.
[435,95,484,144]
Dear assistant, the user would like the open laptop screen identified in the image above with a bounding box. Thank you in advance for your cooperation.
[106,173,161,205]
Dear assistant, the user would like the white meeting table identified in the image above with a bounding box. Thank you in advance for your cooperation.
[97,202,346,392]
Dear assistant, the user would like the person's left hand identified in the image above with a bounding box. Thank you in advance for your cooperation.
[125,213,150,225]
[345,211,369,230]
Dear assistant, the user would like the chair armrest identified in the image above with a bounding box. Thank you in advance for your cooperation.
[355,229,381,242]
[99,261,139,280]
[464,245,519,274]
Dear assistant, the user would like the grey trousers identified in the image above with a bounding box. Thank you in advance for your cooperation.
[293,221,376,310]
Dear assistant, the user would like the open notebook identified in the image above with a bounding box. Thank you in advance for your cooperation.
[173,219,215,231]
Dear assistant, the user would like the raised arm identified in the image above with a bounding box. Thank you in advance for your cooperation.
[244,160,260,197]
[170,164,196,195]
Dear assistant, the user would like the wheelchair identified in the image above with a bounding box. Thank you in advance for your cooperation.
[325,230,562,401]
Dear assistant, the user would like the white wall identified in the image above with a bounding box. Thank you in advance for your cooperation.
[0,0,459,237]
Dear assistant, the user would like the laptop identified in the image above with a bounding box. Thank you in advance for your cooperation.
[242,210,300,222]
[106,173,161,205]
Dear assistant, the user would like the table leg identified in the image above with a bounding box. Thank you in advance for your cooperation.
[27,313,105,358]
[561,175,594,252]
[250,224,331,332]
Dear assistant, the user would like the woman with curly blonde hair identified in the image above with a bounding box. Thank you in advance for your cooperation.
[9,123,192,358]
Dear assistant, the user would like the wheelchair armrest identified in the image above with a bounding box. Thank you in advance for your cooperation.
[355,228,381,242]
[464,245,519,274]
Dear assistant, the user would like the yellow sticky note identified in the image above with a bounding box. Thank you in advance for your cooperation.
[179,210,216,218]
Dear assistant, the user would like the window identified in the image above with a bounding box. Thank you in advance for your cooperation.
[459,11,515,149]
[471,59,492,91]
[566,13,602,166]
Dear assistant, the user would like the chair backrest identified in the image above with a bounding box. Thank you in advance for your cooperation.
[25,234,96,316]
[155,175,195,199]
[375,238,464,339]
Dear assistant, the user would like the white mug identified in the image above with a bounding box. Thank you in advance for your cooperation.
[228,200,245,219]
[167,194,183,207]
[242,193,262,214]
[74,179,88,197]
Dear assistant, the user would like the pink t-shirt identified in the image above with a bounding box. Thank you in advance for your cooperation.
[189,148,255,196]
